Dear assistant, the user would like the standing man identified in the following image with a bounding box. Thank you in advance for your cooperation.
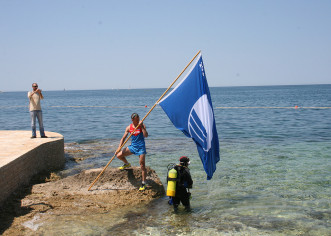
[28,83,47,138]
[116,113,148,191]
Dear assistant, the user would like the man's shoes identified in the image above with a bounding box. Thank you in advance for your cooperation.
[119,163,131,170]
[31,136,36,139]
[41,136,48,138]
[139,184,146,191]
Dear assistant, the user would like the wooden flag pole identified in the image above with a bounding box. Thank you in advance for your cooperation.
[88,50,201,191]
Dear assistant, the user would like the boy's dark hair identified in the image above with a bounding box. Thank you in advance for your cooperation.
[131,113,139,119]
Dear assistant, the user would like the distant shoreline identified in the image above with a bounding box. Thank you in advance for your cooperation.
[1,83,330,93]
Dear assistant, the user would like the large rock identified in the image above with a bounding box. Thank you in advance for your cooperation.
[0,167,165,235]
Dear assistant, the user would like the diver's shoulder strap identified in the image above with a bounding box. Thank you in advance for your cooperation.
[167,177,177,181]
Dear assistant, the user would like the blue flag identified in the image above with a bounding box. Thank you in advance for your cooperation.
[159,54,220,180]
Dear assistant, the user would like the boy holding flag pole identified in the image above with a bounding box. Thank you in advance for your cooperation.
[88,50,219,192]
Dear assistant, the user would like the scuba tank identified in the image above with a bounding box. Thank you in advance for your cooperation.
[166,163,177,197]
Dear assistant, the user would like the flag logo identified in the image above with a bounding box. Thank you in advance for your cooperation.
[188,94,214,152]
[159,53,220,180]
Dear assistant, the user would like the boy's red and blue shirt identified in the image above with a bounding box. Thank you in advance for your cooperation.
[128,124,146,155]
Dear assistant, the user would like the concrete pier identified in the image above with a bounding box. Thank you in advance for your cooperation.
[0,130,64,206]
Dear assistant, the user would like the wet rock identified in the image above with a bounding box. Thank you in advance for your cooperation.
[0,167,165,235]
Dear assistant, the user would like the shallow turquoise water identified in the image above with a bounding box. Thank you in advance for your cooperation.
[1,85,330,234]
[57,139,330,235]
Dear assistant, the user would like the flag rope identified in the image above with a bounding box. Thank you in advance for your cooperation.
[88,50,201,191]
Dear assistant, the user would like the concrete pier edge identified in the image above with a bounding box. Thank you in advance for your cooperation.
[0,130,65,206]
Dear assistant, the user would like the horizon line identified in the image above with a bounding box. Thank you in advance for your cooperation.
[1,83,330,93]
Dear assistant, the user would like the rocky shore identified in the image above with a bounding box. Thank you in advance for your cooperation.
[0,167,165,235]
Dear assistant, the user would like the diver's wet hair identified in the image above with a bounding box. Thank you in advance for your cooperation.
[180,156,190,166]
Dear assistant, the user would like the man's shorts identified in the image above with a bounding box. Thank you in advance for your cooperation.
[128,145,146,156]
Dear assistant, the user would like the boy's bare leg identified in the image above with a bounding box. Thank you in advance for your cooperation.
[117,147,132,164]
[139,154,146,182]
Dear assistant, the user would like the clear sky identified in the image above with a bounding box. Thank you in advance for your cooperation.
[1,0,330,91]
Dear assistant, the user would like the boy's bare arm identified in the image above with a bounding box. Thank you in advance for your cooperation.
[140,122,148,138]
[116,126,130,153]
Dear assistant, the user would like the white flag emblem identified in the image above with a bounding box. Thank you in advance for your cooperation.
[188,94,214,152]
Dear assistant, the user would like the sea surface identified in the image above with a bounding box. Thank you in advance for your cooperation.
[1,85,331,235]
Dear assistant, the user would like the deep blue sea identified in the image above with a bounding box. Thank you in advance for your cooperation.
[1,85,330,235]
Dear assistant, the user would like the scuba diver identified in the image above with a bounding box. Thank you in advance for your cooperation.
[167,156,193,211]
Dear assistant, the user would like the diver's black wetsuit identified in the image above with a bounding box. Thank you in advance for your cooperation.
[172,164,193,210]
